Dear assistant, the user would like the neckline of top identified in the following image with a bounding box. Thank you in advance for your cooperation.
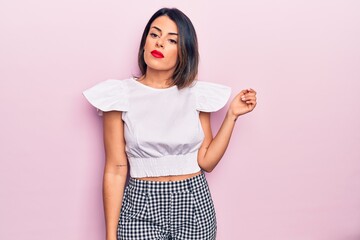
[131,77,178,91]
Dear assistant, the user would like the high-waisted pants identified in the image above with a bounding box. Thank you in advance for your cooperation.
[117,172,217,240]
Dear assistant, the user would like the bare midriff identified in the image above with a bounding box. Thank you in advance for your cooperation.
[134,170,202,182]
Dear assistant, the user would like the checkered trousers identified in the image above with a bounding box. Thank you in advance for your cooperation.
[117,172,217,240]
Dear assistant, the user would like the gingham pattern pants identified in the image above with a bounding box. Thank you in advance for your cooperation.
[117,172,217,239]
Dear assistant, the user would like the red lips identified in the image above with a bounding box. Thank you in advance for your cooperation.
[151,50,164,58]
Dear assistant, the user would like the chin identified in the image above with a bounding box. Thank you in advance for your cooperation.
[147,66,176,72]
[144,55,176,72]
[145,62,175,72]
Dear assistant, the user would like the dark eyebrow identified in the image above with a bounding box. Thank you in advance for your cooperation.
[151,26,178,36]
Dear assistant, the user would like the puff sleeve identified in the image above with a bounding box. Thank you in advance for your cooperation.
[192,81,232,112]
[82,79,129,116]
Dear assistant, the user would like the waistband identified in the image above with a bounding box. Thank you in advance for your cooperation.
[128,151,201,178]
[127,171,206,194]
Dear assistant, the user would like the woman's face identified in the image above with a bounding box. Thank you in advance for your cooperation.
[143,16,179,73]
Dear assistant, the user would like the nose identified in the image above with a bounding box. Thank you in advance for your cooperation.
[156,39,164,48]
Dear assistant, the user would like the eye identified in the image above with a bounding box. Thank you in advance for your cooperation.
[168,39,177,44]
[149,33,159,38]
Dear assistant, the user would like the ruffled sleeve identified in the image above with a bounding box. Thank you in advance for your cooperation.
[82,79,129,116]
[192,81,231,112]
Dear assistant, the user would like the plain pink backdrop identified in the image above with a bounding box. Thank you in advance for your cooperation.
[1,0,359,239]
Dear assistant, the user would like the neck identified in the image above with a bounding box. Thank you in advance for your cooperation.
[140,68,174,88]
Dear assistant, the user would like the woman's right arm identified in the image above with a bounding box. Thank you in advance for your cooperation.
[102,111,128,240]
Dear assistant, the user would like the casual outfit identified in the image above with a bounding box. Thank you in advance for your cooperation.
[83,77,231,239]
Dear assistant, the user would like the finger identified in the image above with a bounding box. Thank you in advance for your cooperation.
[244,93,256,99]
[246,103,257,111]
[239,90,250,101]
[240,89,257,101]
[239,90,248,96]
[241,94,248,101]
[246,100,257,105]
[247,88,257,94]
[242,95,256,101]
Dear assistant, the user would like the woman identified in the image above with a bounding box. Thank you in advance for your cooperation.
[83,7,257,240]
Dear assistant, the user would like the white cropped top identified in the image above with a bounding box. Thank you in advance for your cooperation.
[83,77,231,178]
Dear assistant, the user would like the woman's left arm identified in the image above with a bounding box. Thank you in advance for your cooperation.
[197,88,257,172]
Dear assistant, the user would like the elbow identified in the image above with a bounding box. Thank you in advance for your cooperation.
[198,157,217,173]
[201,165,215,173]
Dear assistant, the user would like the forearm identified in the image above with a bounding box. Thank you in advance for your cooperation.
[200,112,237,172]
[103,166,128,240]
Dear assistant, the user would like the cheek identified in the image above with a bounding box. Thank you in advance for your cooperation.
[169,47,178,63]
[144,39,152,52]
[143,41,153,63]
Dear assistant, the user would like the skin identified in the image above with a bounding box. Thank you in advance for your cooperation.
[103,15,257,240]
[141,15,179,87]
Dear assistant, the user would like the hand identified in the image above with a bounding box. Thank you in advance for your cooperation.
[228,88,257,120]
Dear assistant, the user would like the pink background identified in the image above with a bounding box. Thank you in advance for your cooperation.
[1,0,359,239]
